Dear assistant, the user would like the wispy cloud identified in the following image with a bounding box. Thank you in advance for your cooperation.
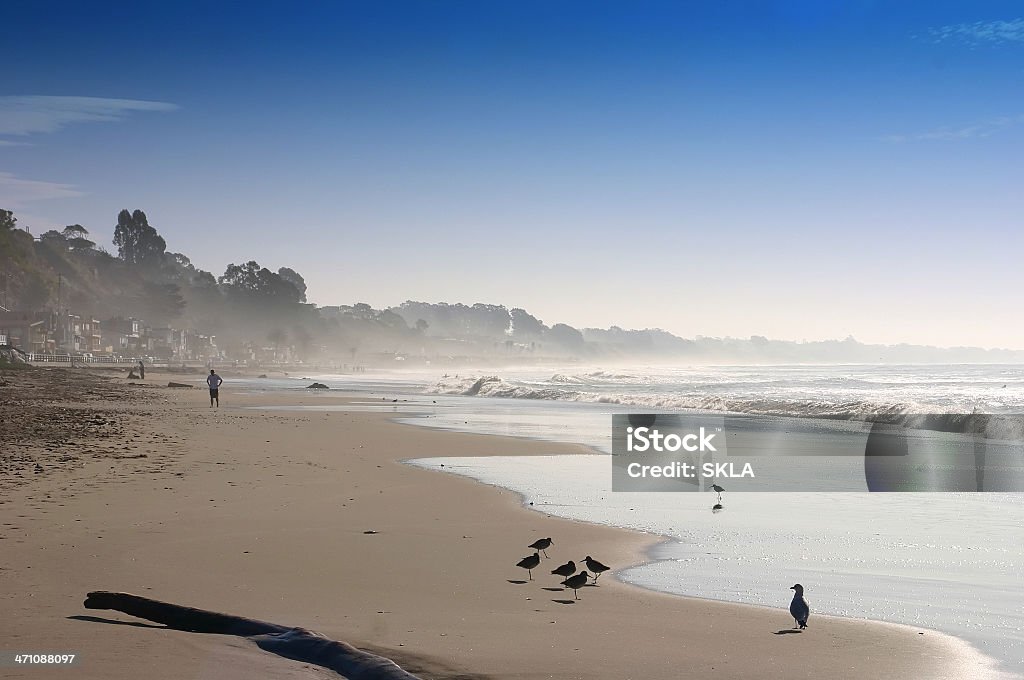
[0,172,85,208]
[925,18,1024,46]
[881,115,1024,143]
[0,95,178,137]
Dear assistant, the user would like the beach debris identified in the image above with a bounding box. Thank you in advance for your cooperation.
[529,537,553,558]
[516,552,541,580]
[167,382,192,388]
[551,560,576,578]
[82,591,422,679]
[561,571,590,599]
[306,382,328,389]
[582,556,610,581]
[363,530,378,534]
[789,584,810,629]
[0,345,29,364]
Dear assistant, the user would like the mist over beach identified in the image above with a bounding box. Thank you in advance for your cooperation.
[3,2,1024,679]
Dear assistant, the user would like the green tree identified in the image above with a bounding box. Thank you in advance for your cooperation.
[219,261,262,291]
[113,209,167,265]
[63,224,95,250]
[193,270,218,289]
[277,267,307,302]
[510,308,546,338]
[0,210,34,268]
[39,229,66,243]
[548,323,585,350]
[219,261,300,303]
[0,209,16,231]
[351,303,374,320]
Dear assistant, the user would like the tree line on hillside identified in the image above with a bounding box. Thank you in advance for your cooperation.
[0,208,320,355]
[4,207,1023,363]
[1,208,594,360]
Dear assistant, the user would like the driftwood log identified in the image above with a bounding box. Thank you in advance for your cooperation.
[83,591,422,679]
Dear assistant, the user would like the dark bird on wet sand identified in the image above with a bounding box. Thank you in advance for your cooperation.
[529,537,553,558]
[551,560,576,578]
[789,584,810,629]
[583,556,610,581]
[710,483,725,493]
[516,552,541,580]
[561,571,590,599]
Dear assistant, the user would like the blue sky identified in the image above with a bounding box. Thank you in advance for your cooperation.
[2,1,1023,347]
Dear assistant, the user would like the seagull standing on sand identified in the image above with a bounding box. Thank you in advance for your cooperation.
[583,556,610,581]
[516,552,541,580]
[529,537,553,558]
[789,584,810,629]
[561,571,590,599]
[551,560,576,578]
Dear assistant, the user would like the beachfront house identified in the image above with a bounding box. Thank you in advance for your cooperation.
[0,310,52,353]
[82,318,103,353]
[183,331,217,361]
[102,316,143,354]
[51,312,102,354]
[148,327,189,360]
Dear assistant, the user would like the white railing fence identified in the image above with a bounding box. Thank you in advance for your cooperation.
[25,353,173,367]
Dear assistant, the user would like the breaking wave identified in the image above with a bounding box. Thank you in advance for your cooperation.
[426,374,925,419]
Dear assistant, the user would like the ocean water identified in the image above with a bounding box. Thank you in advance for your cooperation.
[424,363,1024,416]
[295,364,1024,675]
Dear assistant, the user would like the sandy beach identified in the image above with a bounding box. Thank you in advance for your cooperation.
[0,368,991,679]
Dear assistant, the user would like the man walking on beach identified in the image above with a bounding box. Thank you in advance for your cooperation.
[207,369,223,407]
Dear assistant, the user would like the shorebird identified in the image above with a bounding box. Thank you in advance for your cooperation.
[582,556,610,581]
[710,482,725,503]
[516,552,541,580]
[551,560,576,578]
[561,571,590,599]
[789,584,810,629]
[529,537,553,558]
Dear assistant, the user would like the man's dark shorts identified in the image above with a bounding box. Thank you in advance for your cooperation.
[209,389,219,399]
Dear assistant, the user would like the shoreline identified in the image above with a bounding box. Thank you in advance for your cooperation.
[0,369,1006,679]
[345,394,1021,679]
[400,445,1014,680]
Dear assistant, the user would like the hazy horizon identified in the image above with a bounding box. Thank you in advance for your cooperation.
[3,2,1023,348]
